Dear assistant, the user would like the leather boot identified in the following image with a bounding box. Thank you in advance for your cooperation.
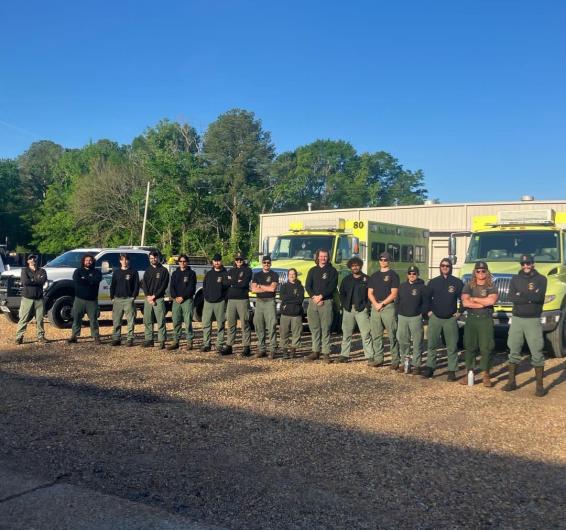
[288,348,296,359]
[305,351,320,362]
[534,366,547,397]
[502,364,518,392]
[482,370,492,388]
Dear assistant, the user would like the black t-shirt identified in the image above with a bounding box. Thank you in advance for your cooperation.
[462,282,498,317]
[253,270,279,299]
[368,270,400,302]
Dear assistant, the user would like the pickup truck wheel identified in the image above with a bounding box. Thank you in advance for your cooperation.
[4,310,18,323]
[545,309,566,358]
[48,295,74,329]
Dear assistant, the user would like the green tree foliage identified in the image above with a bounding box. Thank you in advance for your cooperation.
[202,109,275,257]
[0,159,28,247]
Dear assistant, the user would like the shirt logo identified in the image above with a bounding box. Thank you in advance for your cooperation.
[125,274,130,280]
[293,288,298,296]
[183,276,188,283]
[384,275,389,282]
[480,289,487,297]
[322,272,328,280]
[217,277,222,283]
[266,276,271,283]
[411,288,417,296]
[528,282,535,291]
[239,271,243,278]
[448,285,455,293]
[156,273,160,279]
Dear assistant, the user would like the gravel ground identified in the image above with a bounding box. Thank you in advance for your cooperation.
[1,314,565,529]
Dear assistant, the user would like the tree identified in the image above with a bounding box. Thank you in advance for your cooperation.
[0,159,29,247]
[202,109,275,256]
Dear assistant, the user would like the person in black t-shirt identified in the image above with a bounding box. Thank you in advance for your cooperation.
[251,255,279,358]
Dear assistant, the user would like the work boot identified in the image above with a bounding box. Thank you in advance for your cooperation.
[534,366,547,397]
[167,342,179,351]
[221,345,233,356]
[411,366,421,376]
[459,370,471,385]
[267,351,275,360]
[252,350,267,359]
[501,364,518,392]
[142,340,154,348]
[335,355,349,363]
[187,340,193,350]
[447,371,457,382]
[241,346,251,357]
[93,337,102,345]
[368,359,384,367]
[15,336,23,345]
[397,364,405,373]
[421,366,434,379]
[67,336,78,344]
[200,344,211,352]
[158,342,166,350]
[126,339,134,347]
[287,348,296,359]
[305,351,320,362]
[321,354,332,364]
[482,370,493,388]
[390,363,399,371]
[111,339,121,347]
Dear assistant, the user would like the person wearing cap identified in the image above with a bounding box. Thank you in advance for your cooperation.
[15,254,48,345]
[421,258,463,380]
[68,253,103,344]
[168,254,197,351]
[367,251,400,368]
[251,255,279,358]
[201,254,229,353]
[140,250,170,349]
[110,254,140,347]
[460,261,498,387]
[396,265,427,374]
[278,268,305,358]
[503,254,548,396]
[222,253,253,357]
[305,248,338,362]
[336,256,374,363]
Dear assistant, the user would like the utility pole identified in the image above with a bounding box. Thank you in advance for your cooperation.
[140,181,151,247]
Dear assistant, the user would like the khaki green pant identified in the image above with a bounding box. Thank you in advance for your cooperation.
[340,308,373,359]
[507,316,545,367]
[143,298,167,343]
[254,299,277,353]
[307,299,333,354]
[397,314,424,367]
[370,304,399,364]
[226,299,251,346]
[464,313,494,371]
[16,297,45,340]
[279,314,302,349]
[71,297,100,338]
[426,314,460,372]
[202,300,225,349]
[112,297,136,341]
[172,298,194,342]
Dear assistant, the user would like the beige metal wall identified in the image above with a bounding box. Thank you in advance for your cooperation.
[260,201,566,277]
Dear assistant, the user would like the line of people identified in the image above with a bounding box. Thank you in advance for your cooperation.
[14,249,549,395]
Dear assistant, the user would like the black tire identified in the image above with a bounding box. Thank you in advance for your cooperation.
[545,309,566,358]
[4,310,18,323]
[193,292,204,322]
[48,295,74,329]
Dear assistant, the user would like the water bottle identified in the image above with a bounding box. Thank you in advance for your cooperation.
[404,356,411,373]
[467,369,475,386]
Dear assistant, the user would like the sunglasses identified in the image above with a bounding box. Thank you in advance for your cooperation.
[235,258,243,261]
[408,272,417,276]
[440,264,450,268]
[379,258,389,262]
[475,269,487,273]
[521,262,533,266]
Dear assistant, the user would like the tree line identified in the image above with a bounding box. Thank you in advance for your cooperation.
[0,108,428,259]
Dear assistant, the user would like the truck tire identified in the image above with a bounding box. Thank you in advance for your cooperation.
[193,292,204,322]
[48,295,74,329]
[545,309,566,358]
[4,309,18,323]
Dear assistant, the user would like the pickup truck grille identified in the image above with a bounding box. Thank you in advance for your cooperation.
[0,276,21,297]
[462,274,513,305]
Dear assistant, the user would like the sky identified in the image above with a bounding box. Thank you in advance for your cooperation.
[0,0,565,203]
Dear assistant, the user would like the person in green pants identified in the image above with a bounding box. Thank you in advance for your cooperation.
[251,256,279,358]
[200,254,228,353]
[278,268,304,358]
[68,254,103,344]
[167,254,197,351]
[305,249,338,363]
[222,254,253,357]
[110,254,140,347]
[421,258,463,381]
[336,257,373,364]
[368,251,400,369]
[15,254,48,345]
[460,261,498,387]
[140,250,170,349]
[502,254,548,397]
[396,266,427,375]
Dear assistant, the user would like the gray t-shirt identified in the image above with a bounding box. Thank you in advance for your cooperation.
[462,282,498,317]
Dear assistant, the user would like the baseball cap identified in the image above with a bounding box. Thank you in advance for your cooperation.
[212,253,222,262]
[379,251,391,260]
[262,255,272,263]
[407,265,419,274]
[26,253,38,261]
[474,261,488,270]
[520,254,534,264]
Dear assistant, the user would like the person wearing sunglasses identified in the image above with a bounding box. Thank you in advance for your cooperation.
[422,258,463,380]
[503,254,548,397]
[396,265,427,375]
[222,253,253,357]
[168,254,197,351]
[201,254,229,353]
[460,261,498,387]
[251,255,279,358]
[15,253,48,345]
[367,251,400,368]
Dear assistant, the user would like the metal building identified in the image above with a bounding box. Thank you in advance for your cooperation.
[259,199,566,277]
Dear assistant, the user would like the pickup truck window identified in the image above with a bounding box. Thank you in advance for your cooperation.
[46,251,85,268]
